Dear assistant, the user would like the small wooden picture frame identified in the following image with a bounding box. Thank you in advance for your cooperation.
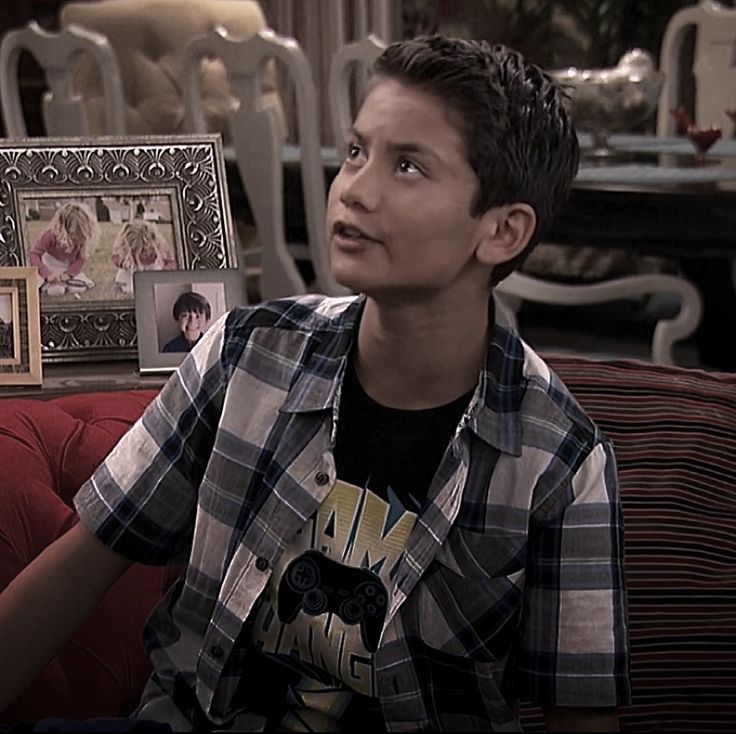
[0,266,42,385]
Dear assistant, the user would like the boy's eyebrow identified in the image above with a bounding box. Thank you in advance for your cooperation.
[349,126,443,165]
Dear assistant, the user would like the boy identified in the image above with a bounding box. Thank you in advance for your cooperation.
[0,37,630,731]
[162,291,212,353]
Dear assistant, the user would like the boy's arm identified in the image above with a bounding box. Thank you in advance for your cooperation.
[518,439,630,716]
[0,522,132,712]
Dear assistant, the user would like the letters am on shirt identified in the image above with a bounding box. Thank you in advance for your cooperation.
[0,135,237,363]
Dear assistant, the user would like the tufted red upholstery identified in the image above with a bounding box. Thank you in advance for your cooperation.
[0,389,163,721]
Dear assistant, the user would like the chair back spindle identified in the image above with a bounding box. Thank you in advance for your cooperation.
[184,27,348,300]
[0,20,125,138]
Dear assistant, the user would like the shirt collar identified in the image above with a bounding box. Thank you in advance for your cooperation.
[279,293,526,457]
[464,295,526,457]
[278,295,365,414]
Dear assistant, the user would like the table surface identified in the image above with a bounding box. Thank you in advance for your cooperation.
[0,361,167,399]
[537,134,736,259]
[575,134,736,192]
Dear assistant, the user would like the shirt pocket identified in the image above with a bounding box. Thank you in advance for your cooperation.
[414,527,527,662]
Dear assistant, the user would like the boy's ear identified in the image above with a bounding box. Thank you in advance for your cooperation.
[474,203,536,268]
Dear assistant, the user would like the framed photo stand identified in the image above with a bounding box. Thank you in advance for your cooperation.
[0,134,237,364]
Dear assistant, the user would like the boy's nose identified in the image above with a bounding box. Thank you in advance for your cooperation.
[338,164,380,212]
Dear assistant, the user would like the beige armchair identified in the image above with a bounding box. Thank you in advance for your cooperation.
[59,0,282,139]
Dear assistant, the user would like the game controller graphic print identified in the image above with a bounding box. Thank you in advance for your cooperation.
[278,549,388,653]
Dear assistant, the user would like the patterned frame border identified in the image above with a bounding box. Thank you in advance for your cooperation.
[0,135,236,363]
[0,266,42,385]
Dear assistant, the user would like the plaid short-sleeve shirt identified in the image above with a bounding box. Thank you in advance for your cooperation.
[74,293,631,731]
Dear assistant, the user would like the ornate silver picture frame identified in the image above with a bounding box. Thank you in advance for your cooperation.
[0,135,236,363]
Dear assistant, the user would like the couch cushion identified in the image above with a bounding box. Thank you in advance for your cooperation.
[541,356,736,733]
[0,389,163,721]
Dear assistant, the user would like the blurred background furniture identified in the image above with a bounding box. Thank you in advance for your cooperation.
[0,19,125,137]
[2,354,735,730]
[496,272,703,365]
[657,0,736,138]
[58,0,278,139]
[260,0,398,144]
[1,0,734,369]
[535,133,736,368]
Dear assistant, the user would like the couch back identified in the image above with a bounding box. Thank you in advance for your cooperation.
[1,355,734,730]
[542,355,736,733]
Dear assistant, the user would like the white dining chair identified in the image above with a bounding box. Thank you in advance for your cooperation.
[0,20,125,138]
[496,271,703,365]
[182,26,348,300]
[657,0,736,138]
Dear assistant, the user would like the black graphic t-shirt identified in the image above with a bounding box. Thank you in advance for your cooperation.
[334,355,473,512]
[241,357,473,731]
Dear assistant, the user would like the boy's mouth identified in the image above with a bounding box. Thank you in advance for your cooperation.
[332,221,380,243]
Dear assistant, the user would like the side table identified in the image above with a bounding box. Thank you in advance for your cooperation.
[0,361,167,400]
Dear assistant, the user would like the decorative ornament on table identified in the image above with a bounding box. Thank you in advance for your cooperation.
[670,108,722,163]
[550,49,663,158]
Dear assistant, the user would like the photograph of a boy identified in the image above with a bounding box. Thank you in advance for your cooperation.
[111,221,177,295]
[29,202,98,296]
[161,291,212,353]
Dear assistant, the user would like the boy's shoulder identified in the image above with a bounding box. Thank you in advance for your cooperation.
[226,293,361,335]
[518,340,604,446]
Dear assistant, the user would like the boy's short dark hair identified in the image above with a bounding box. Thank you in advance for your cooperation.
[371,36,580,284]
[172,291,211,321]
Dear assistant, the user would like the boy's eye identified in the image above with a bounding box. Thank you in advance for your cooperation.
[397,158,422,175]
[345,143,365,163]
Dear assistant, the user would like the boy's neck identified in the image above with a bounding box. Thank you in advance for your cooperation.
[354,293,492,410]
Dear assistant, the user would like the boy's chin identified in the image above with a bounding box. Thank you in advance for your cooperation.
[330,263,371,294]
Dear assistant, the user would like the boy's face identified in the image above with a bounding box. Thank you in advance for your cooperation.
[178,309,207,341]
[326,78,486,301]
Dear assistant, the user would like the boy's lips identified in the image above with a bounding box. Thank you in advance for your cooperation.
[331,221,381,243]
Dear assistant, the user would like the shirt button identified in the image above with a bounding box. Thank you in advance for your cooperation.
[315,471,330,486]
[210,644,224,659]
[255,556,269,571]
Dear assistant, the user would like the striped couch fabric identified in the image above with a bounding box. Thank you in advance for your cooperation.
[521,356,736,732]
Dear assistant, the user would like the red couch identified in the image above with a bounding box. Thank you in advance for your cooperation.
[0,389,169,721]
[1,356,735,732]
